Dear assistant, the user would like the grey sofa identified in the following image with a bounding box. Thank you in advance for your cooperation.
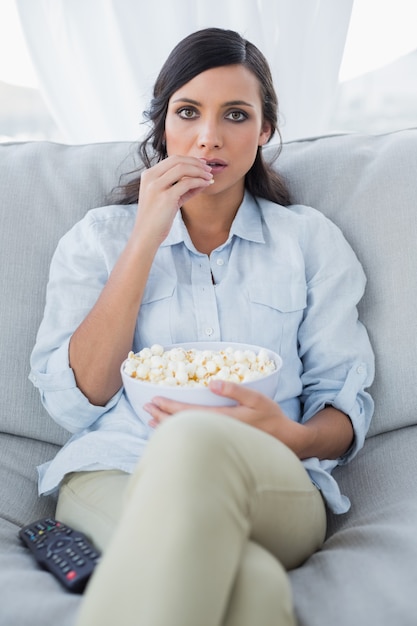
[1,129,416,626]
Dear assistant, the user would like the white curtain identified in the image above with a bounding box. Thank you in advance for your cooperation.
[339,0,417,82]
[16,0,353,144]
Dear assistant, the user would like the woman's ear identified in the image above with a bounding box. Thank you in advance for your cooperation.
[258,121,272,146]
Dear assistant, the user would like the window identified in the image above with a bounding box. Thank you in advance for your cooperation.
[330,48,417,135]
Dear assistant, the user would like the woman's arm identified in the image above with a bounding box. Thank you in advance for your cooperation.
[293,405,354,460]
[68,233,157,406]
[143,380,353,461]
[68,156,213,406]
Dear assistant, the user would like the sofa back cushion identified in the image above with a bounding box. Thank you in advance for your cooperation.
[0,130,416,444]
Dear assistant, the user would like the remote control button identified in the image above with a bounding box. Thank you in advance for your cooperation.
[66,571,77,581]
[45,518,56,526]
[23,529,36,539]
[48,536,73,554]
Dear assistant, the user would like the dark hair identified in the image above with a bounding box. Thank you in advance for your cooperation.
[114,28,291,206]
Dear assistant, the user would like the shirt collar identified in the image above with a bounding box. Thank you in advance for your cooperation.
[161,191,265,249]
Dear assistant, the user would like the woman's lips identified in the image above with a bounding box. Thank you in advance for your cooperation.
[204,159,227,174]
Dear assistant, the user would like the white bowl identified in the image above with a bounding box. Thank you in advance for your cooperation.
[121,342,282,426]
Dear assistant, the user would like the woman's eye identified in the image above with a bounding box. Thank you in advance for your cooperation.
[226,110,248,122]
[178,108,197,119]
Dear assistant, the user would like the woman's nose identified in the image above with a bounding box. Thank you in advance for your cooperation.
[197,120,222,149]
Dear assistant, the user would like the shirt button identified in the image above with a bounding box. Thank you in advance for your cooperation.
[205,327,214,336]
[356,365,365,374]
[216,258,224,266]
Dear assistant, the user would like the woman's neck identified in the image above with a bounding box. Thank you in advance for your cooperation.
[181,213,231,255]
[181,188,244,255]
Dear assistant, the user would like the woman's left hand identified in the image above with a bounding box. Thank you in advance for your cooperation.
[144,379,311,456]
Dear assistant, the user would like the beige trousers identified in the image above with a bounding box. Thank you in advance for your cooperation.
[57,411,326,626]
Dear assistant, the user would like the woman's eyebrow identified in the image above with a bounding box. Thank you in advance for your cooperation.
[172,97,200,105]
[172,97,254,108]
[223,100,255,108]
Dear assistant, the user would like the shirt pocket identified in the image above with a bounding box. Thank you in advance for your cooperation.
[247,282,306,353]
[134,276,177,349]
[141,276,176,306]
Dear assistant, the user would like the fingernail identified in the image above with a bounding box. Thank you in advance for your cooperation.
[198,158,212,171]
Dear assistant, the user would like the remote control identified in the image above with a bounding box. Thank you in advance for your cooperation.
[19,517,101,593]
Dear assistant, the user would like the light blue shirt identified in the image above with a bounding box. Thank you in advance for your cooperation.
[29,192,374,514]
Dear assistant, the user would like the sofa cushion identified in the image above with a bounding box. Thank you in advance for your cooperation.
[289,424,417,625]
[0,433,81,625]
[1,519,80,626]
[0,433,58,524]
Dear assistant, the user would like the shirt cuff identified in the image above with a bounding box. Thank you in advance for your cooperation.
[301,361,374,465]
[29,337,123,433]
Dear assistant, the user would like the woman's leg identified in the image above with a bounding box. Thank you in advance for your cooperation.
[75,411,326,626]
[59,471,296,626]
[60,474,295,626]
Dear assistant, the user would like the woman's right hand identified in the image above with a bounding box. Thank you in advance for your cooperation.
[133,155,213,247]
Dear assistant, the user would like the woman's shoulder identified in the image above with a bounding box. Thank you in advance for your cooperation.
[255,196,352,253]
[62,203,137,238]
[83,203,137,226]
[54,204,137,258]
[256,197,334,232]
[257,196,327,220]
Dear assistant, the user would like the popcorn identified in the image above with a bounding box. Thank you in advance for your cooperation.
[123,344,276,387]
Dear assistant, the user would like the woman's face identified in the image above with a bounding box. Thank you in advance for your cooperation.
[165,64,271,201]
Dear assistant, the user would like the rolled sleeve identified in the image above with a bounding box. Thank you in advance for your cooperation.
[30,336,123,433]
[330,361,374,463]
[301,360,374,465]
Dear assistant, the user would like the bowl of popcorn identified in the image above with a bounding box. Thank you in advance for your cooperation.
[121,342,282,425]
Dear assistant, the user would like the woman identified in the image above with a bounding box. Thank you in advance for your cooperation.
[30,27,374,626]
